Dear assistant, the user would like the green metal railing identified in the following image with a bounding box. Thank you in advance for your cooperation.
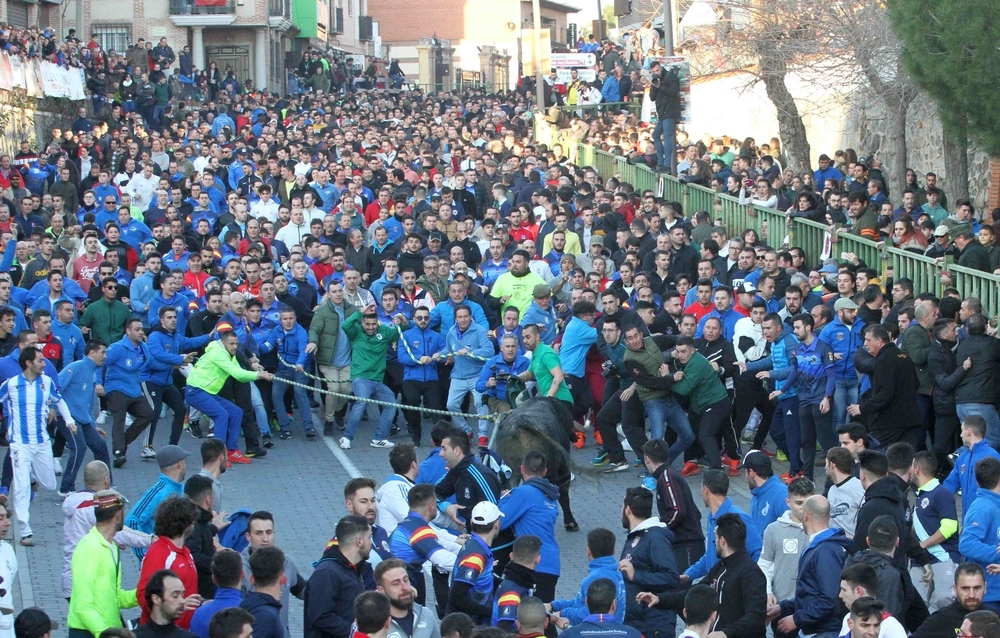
[570,142,1000,317]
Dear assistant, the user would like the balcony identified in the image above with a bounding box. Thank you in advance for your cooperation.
[169,0,238,26]
[268,0,295,29]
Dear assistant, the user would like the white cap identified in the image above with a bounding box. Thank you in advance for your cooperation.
[470,502,504,525]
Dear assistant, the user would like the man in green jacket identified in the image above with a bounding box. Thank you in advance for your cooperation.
[184,333,272,465]
[68,490,138,637]
[306,281,359,434]
[79,276,130,345]
[340,304,402,451]
[670,336,739,474]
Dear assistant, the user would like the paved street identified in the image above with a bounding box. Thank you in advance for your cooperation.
[10,409,761,637]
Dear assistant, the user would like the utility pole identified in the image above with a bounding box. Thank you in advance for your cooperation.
[532,0,545,110]
[663,0,674,54]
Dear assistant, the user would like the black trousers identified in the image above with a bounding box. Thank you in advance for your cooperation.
[107,390,155,454]
[565,374,593,420]
[401,379,443,441]
[596,385,629,463]
[143,380,187,446]
[694,397,736,470]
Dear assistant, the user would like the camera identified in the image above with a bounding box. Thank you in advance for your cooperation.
[601,360,620,379]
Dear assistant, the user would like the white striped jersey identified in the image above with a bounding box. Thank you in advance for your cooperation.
[0,373,62,445]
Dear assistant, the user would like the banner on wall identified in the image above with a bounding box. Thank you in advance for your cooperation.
[0,54,86,100]
[8,55,25,91]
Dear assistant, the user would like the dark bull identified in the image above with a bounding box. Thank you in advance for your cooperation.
[492,396,578,531]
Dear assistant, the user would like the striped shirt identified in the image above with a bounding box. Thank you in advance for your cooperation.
[0,373,62,445]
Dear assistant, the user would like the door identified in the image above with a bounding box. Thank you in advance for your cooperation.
[7,1,29,28]
[206,45,251,85]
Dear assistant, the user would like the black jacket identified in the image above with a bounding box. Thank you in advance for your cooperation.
[493,561,536,632]
[434,453,501,532]
[956,240,993,273]
[303,545,376,638]
[851,477,907,565]
[184,506,218,599]
[652,463,704,546]
[857,343,921,436]
[954,333,1000,406]
[668,243,700,280]
[911,599,976,638]
[927,339,966,415]
[704,550,767,638]
[845,549,929,631]
[619,520,680,636]
[649,67,681,120]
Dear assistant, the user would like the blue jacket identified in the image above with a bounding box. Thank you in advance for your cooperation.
[369,274,402,304]
[819,316,866,380]
[445,323,492,380]
[148,290,193,335]
[619,518,679,635]
[398,325,447,382]
[58,357,100,425]
[744,333,799,397]
[945,440,1000,521]
[260,323,310,372]
[118,218,152,250]
[144,327,212,386]
[30,278,86,305]
[750,475,789,534]
[130,271,158,319]
[685,498,762,580]
[559,617,641,638]
[778,527,852,634]
[959,489,1000,601]
[520,302,558,345]
[51,319,85,368]
[550,556,626,625]
[30,292,76,321]
[103,336,152,398]
[480,259,508,289]
[124,473,185,558]
[560,317,597,377]
[795,337,836,406]
[814,166,843,187]
[241,591,284,638]
[475,353,530,400]
[601,76,620,102]
[429,298,489,333]
[499,477,561,576]
[416,448,448,486]
[190,587,242,638]
[695,307,741,341]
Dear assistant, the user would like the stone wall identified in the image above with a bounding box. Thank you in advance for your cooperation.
[840,93,991,209]
[0,90,81,156]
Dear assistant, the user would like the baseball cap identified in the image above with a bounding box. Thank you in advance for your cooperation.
[156,444,190,468]
[428,232,445,243]
[430,194,443,201]
[933,225,950,237]
[533,284,552,298]
[741,450,772,473]
[818,263,839,275]
[736,282,756,295]
[14,609,57,638]
[93,489,128,510]
[834,298,859,312]
[470,502,504,525]
[590,235,604,247]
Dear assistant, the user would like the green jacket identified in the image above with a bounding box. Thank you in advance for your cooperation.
[900,322,933,395]
[623,336,670,401]
[342,311,399,381]
[417,275,448,303]
[186,340,259,393]
[68,527,138,636]
[670,351,728,414]
[308,300,358,366]
[79,298,131,345]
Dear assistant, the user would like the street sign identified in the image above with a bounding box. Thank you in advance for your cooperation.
[555,68,596,83]
[551,53,596,68]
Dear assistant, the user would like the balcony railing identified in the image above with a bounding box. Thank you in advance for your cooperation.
[268,0,290,17]
[169,0,236,15]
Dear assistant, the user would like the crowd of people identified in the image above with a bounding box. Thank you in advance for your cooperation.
[0,21,1000,638]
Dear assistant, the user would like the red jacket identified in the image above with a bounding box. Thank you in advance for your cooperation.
[137,537,199,628]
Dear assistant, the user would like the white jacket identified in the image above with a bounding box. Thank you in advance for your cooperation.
[375,475,464,553]
[275,221,310,246]
[0,542,15,638]
[125,171,159,208]
[732,316,767,363]
[61,490,152,597]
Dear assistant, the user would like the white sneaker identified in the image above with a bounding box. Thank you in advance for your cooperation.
[339,437,352,450]
[96,410,108,425]
[140,446,157,460]
[53,458,63,475]
[370,439,396,449]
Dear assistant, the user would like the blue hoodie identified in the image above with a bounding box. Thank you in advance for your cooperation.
[190,587,242,638]
[750,475,789,534]
[819,315,866,380]
[51,319,85,368]
[695,307,741,341]
[398,325,447,382]
[103,336,151,398]
[445,322,492,380]
[144,327,212,386]
[550,555,626,625]
[499,477,561,576]
[778,527,852,634]
[960,489,1000,601]
[945,440,1000,522]
[685,498,761,580]
[58,357,100,425]
[260,323,310,372]
[240,591,284,638]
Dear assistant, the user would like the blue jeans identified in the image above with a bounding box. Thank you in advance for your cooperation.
[645,396,694,463]
[832,377,859,429]
[272,370,315,432]
[957,404,1000,450]
[249,382,270,435]
[60,422,111,493]
[652,117,676,172]
[184,386,243,451]
[773,395,801,473]
[345,378,397,441]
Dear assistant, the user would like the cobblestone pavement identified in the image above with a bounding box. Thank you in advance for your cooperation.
[11,409,764,637]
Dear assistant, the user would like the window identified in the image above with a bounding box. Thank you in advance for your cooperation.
[92,25,131,55]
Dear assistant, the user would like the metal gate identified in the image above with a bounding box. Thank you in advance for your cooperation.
[7,1,29,28]
[205,45,251,85]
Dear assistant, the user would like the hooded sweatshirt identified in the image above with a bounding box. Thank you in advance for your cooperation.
[758,511,808,601]
[498,477,561,576]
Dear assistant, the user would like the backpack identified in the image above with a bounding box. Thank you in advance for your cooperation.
[217,508,253,552]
